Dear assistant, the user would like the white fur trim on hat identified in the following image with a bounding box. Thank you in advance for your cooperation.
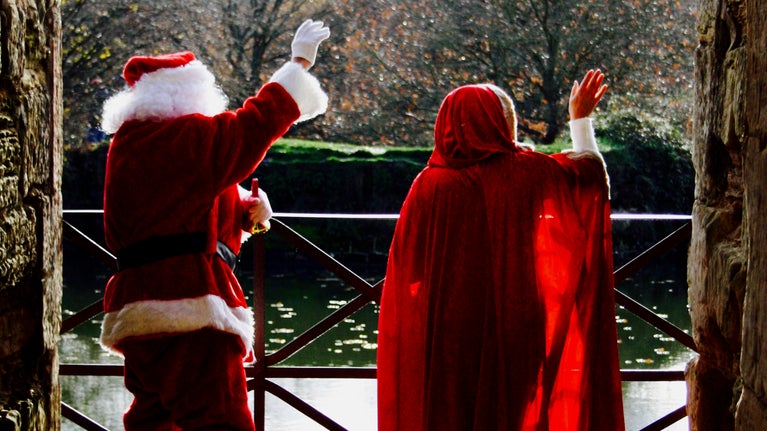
[101,61,229,134]
[100,294,255,358]
[269,61,328,123]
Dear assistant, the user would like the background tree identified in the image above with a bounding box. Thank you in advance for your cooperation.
[61,0,336,146]
[219,0,332,106]
[61,0,696,147]
[62,0,226,146]
[413,0,697,144]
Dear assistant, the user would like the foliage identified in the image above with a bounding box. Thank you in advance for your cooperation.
[61,0,227,145]
[60,0,697,149]
[219,0,333,106]
[596,110,694,263]
[318,0,697,146]
[597,109,694,214]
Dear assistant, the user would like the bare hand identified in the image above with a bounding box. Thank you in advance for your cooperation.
[292,57,312,70]
[242,189,272,234]
[569,69,608,120]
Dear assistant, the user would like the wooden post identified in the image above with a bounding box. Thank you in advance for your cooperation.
[252,233,267,430]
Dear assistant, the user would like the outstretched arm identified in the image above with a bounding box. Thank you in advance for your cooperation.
[567,69,608,155]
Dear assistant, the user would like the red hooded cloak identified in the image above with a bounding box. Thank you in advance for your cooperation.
[377,85,624,430]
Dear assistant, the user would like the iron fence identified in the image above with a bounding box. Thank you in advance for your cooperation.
[60,211,694,431]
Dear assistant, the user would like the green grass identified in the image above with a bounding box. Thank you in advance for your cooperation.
[273,137,612,158]
[270,138,432,165]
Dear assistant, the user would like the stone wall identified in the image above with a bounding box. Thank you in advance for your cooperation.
[735,0,767,428]
[687,0,767,429]
[0,1,62,430]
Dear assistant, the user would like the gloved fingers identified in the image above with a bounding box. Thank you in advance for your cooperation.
[291,19,330,66]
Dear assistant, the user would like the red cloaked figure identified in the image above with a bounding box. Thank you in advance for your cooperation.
[377,75,624,430]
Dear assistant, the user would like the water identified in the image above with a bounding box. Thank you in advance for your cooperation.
[60,220,693,430]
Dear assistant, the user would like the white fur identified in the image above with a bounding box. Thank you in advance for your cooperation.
[101,61,229,134]
[269,62,328,122]
[100,294,255,358]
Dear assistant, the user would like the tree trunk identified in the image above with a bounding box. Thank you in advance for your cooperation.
[687,0,767,429]
[0,1,63,430]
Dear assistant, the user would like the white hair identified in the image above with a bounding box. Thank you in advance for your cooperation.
[481,83,518,142]
[101,60,229,134]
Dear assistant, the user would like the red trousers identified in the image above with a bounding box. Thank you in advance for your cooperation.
[119,328,255,431]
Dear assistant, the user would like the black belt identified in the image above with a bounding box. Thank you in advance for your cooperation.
[115,232,238,272]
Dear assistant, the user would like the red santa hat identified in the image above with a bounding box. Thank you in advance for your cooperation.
[122,51,197,87]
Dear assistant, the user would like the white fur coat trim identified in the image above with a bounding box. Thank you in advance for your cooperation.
[100,294,255,357]
[269,62,328,123]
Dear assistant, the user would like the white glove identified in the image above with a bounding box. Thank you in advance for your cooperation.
[291,19,330,67]
[243,188,273,234]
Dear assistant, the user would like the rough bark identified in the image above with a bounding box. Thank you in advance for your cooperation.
[688,0,767,429]
[734,0,767,428]
[0,1,63,430]
[687,0,747,430]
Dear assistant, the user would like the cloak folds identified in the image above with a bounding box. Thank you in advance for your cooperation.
[377,85,624,430]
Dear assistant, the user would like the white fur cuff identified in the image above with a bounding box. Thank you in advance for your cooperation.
[100,294,255,358]
[269,62,328,123]
[569,118,599,154]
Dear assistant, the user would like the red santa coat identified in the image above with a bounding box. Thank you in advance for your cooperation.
[100,64,323,357]
[377,85,624,430]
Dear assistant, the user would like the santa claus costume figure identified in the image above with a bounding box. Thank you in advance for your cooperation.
[99,20,330,431]
[377,71,625,430]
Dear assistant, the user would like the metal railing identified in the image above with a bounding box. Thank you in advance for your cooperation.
[59,211,695,431]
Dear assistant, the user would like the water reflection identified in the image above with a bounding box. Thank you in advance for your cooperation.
[60,235,693,430]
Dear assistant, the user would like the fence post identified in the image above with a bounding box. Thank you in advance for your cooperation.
[252,233,266,430]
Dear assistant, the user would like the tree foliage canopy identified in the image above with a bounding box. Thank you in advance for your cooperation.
[62,0,696,147]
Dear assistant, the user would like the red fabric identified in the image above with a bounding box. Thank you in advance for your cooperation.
[102,83,299,350]
[122,51,196,87]
[377,85,624,431]
[428,84,516,168]
[120,328,254,431]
